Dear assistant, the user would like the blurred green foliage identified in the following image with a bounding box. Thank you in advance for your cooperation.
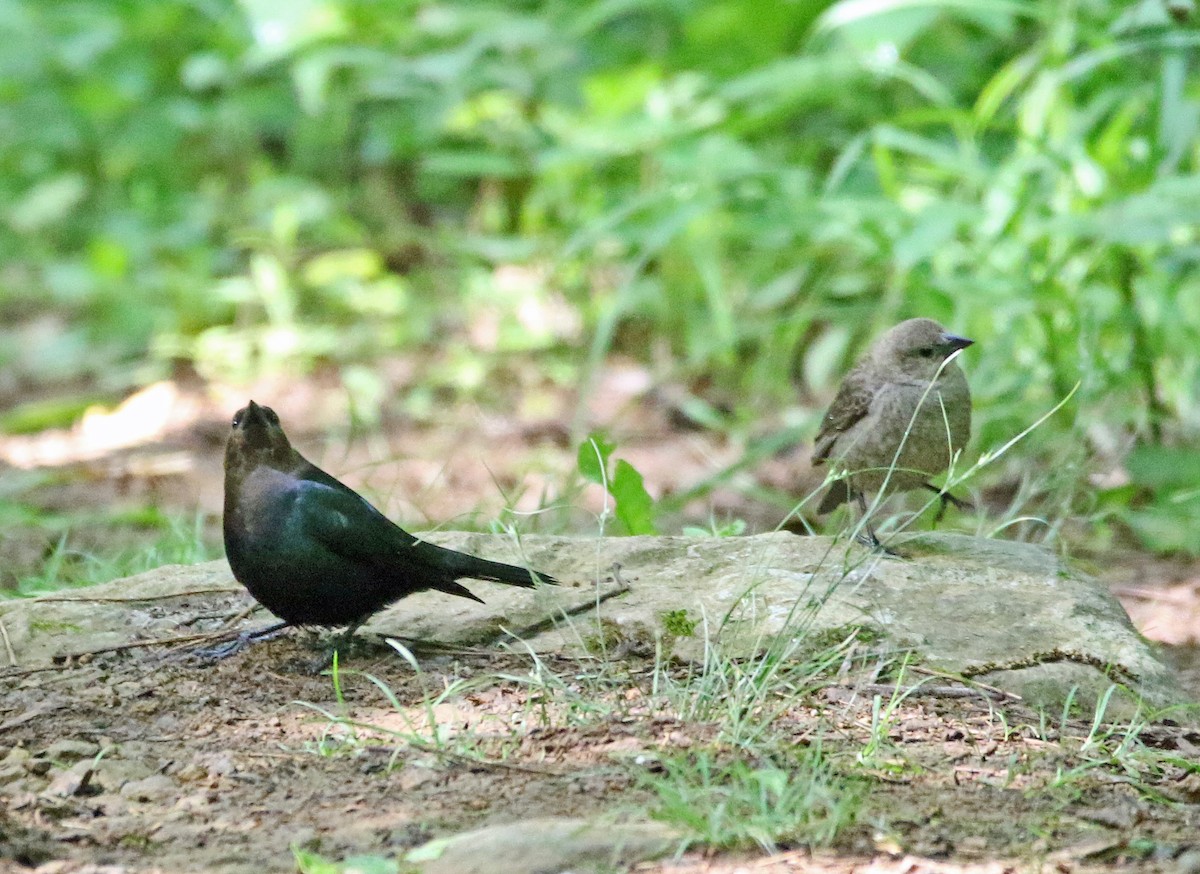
[3,510,214,596]
[2,0,1199,551]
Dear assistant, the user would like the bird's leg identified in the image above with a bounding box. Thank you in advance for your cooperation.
[333,621,364,654]
[853,492,903,557]
[303,621,370,674]
[923,483,974,526]
[190,620,292,661]
[853,492,884,551]
[852,491,879,549]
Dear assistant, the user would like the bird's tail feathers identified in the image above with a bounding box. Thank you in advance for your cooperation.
[427,544,558,589]
[431,578,487,604]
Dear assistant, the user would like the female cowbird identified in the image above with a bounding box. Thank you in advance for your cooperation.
[812,318,973,549]
[223,400,556,636]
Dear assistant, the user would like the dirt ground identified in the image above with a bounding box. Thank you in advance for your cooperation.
[2,632,1199,874]
[3,367,1200,873]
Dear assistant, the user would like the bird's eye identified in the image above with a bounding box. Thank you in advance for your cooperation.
[232,411,244,428]
[917,346,935,358]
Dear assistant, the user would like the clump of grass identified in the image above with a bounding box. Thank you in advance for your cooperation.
[643,746,862,853]
[13,511,213,596]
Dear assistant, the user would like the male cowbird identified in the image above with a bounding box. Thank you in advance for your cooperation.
[223,401,556,638]
[812,318,973,549]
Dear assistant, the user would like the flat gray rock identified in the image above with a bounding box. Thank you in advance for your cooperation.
[0,532,1183,713]
[406,816,681,874]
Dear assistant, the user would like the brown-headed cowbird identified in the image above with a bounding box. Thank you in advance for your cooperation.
[812,318,973,549]
[223,401,556,639]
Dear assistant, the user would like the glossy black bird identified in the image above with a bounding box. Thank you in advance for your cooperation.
[223,400,556,637]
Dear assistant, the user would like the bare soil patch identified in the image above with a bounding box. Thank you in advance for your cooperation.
[3,630,1199,873]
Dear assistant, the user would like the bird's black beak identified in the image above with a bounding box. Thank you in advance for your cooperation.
[232,400,273,435]
[942,333,974,352]
[242,400,268,427]
[228,400,287,458]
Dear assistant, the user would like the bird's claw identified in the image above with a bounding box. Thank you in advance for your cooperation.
[188,622,291,662]
[854,530,904,558]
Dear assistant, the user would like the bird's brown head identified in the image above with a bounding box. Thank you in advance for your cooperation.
[224,400,295,476]
[874,318,973,380]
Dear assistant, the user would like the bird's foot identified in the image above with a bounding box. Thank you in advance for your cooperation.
[851,523,906,558]
[307,641,366,675]
[189,621,292,661]
[303,625,388,673]
[854,532,905,558]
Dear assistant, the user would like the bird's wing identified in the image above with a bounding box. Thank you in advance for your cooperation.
[292,479,421,566]
[291,481,494,603]
[812,364,874,465]
[293,465,553,589]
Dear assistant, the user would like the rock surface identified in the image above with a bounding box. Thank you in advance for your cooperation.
[0,532,1183,713]
[406,816,682,874]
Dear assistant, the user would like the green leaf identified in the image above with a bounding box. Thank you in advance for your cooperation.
[660,608,697,637]
[294,848,401,874]
[612,458,657,535]
[293,848,338,874]
[1126,446,1200,490]
[422,150,525,180]
[9,173,88,232]
[1125,497,1200,556]
[1123,446,1200,555]
[0,394,107,435]
[577,433,615,486]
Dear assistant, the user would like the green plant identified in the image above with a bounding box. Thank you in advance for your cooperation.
[660,609,697,639]
[643,747,861,852]
[855,661,929,774]
[1109,444,1200,554]
[682,518,747,538]
[9,512,212,597]
[577,432,657,535]
[294,848,406,874]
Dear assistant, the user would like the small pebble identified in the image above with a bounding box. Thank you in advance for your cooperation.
[1178,849,1200,874]
[42,760,94,798]
[0,765,26,785]
[43,739,100,761]
[120,774,177,803]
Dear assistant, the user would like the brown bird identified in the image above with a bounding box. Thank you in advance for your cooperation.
[222,401,556,647]
[812,318,973,549]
